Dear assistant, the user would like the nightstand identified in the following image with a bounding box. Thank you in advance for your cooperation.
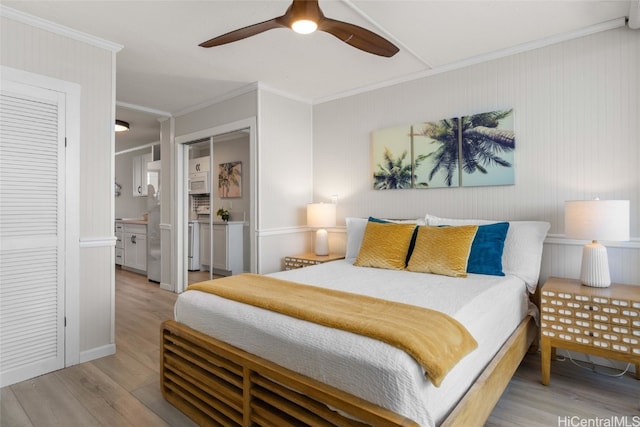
[540,277,640,385]
[283,253,344,270]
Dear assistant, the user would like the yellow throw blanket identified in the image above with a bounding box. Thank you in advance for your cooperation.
[188,273,477,387]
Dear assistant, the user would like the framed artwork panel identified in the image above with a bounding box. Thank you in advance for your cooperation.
[218,161,242,198]
[461,109,515,187]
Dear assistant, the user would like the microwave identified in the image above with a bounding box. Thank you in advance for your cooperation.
[189,172,210,194]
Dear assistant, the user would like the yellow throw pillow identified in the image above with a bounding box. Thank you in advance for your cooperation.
[407,225,478,277]
[354,222,417,270]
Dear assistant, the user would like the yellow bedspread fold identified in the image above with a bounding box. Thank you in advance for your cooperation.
[188,273,477,387]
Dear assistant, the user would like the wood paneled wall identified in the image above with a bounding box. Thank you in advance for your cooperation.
[312,26,639,285]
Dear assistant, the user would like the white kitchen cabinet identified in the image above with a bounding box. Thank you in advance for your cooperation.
[199,222,211,272]
[132,153,152,197]
[212,222,243,276]
[198,221,243,276]
[123,223,147,273]
[189,156,210,174]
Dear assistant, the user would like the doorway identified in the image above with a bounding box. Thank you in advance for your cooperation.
[174,118,256,293]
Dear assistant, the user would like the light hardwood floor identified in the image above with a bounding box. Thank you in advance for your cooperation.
[1,268,638,426]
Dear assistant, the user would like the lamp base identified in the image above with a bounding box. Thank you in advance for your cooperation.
[314,229,329,256]
[579,241,611,288]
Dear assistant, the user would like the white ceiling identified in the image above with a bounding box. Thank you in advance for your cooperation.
[3,1,635,147]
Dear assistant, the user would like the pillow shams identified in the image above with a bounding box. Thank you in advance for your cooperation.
[354,222,417,270]
[345,217,369,260]
[425,214,550,291]
[406,225,478,277]
[345,217,425,261]
[466,222,509,276]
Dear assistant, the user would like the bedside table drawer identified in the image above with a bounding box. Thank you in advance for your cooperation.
[541,279,640,357]
[284,257,319,270]
[540,278,640,388]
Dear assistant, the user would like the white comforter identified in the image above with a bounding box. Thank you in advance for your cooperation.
[174,260,531,427]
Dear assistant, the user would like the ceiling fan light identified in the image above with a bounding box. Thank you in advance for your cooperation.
[292,19,317,34]
[115,120,130,132]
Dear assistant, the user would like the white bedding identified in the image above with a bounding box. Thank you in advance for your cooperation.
[174,260,532,427]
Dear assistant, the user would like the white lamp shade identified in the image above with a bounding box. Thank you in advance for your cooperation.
[565,200,629,242]
[307,203,336,228]
[565,199,630,288]
[307,203,336,256]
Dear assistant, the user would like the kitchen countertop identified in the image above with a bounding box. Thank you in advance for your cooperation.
[115,218,148,225]
[194,219,245,225]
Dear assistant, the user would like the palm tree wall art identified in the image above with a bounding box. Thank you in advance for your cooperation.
[412,118,461,188]
[460,109,514,186]
[371,109,515,190]
[218,161,242,198]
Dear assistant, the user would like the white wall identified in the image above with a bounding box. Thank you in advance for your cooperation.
[1,14,118,356]
[312,26,640,286]
[257,89,313,273]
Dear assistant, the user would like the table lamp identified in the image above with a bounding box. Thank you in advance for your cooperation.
[564,199,630,287]
[307,203,336,256]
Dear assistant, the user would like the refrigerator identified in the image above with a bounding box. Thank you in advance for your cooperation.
[146,161,161,283]
[188,221,200,270]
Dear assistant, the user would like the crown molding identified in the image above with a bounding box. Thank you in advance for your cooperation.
[314,17,626,105]
[1,5,122,52]
[174,82,260,117]
[116,101,171,118]
[257,82,312,105]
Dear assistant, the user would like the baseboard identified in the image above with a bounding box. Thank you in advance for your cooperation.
[79,343,116,363]
[160,282,174,292]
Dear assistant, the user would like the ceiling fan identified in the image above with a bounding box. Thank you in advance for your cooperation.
[199,0,399,57]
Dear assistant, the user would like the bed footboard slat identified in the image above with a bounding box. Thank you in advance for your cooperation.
[251,400,304,427]
[164,356,243,412]
[251,374,368,427]
[163,372,240,426]
[164,333,243,382]
[164,370,243,425]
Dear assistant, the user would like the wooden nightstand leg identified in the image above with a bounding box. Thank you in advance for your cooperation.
[635,363,640,380]
[541,338,551,385]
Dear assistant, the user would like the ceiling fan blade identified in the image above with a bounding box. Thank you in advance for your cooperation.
[319,18,399,57]
[199,18,286,48]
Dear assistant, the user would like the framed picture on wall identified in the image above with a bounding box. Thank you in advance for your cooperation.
[371,119,460,189]
[370,109,515,190]
[371,125,413,189]
[218,161,242,198]
[460,109,515,187]
[411,118,460,188]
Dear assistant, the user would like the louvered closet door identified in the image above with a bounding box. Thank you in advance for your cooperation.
[0,80,66,387]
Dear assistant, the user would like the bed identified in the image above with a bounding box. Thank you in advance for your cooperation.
[161,215,550,426]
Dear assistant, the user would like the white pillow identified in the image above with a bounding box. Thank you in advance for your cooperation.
[345,217,368,261]
[425,214,550,292]
[345,217,426,261]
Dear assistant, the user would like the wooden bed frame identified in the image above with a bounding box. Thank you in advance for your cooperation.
[160,314,537,426]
